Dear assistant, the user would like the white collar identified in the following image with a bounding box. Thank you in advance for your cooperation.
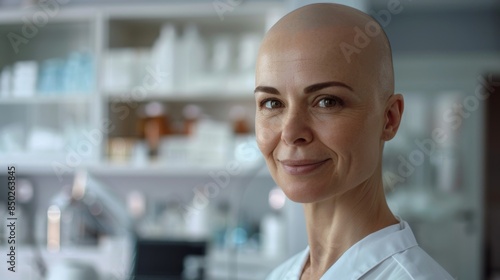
[297,219,418,280]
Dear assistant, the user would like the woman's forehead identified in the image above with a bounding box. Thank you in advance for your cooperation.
[256,46,361,91]
[256,27,389,96]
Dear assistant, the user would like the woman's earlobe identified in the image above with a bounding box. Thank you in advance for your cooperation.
[382,94,404,141]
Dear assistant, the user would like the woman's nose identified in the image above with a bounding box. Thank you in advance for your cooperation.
[280,110,313,146]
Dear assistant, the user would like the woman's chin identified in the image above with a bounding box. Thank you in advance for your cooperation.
[279,183,330,204]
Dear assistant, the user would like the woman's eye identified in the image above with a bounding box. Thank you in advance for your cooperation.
[262,99,283,109]
[317,97,343,108]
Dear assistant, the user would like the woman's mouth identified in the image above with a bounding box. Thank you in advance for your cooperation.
[279,159,330,175]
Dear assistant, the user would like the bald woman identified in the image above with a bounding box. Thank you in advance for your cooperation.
[254,3,453,280]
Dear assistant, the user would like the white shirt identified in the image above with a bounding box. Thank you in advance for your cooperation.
[266,219,454,280]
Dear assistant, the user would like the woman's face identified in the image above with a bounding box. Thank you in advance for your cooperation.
[255,31,387,203]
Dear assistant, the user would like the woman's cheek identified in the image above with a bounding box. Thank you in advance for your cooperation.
[356,115,383,169]
[255,121,278,155]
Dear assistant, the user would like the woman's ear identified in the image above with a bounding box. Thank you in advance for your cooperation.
[382,93,404,141]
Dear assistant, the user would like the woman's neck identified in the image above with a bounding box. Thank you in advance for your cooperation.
[300,175,397,280]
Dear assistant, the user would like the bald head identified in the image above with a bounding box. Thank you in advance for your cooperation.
[257,3,394,101]
[254,4,405,204]
[266,3,376,35]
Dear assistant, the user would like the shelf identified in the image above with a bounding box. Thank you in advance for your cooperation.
[0,2,283,25]
[0,94,95,104]
[0,158,271,178]
[0,155,97,176]
[0,6,97,25]
[105,91,255,103]
[104,2,283,20]
[88,161,270,178]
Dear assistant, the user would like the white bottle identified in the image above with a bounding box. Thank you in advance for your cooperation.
[151,24,177,93]
[178,23,206,91]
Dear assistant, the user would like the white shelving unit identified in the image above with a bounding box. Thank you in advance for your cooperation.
[0,2,286,175]
[0,5,101,167]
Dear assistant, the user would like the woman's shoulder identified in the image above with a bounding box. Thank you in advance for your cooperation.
[361,245,455,280]
[393,246,455,279]
[265,248,309,280]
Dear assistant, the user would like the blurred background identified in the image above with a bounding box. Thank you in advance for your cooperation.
[0,0,499,279]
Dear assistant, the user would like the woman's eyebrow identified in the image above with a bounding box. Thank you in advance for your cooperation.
[254,81,353,95]
[254,86,280,95]
[304,81,353,93]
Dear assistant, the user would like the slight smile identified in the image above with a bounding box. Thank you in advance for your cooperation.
[279,159,331,175]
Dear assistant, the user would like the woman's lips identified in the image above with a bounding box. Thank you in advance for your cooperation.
[279,159,330,175]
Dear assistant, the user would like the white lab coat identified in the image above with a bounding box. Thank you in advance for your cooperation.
[266,219,454,280]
